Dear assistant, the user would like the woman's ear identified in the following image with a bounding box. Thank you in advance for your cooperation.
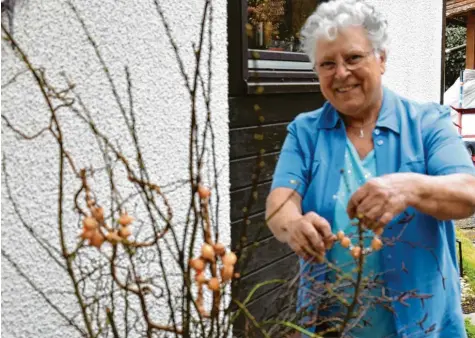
[379,50,387,74]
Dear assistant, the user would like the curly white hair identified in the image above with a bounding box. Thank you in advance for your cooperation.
[300,0,389,64]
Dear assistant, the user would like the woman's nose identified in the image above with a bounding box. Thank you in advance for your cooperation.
[334,62,350,80]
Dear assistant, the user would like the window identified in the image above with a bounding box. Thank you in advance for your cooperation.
[247,0,319,53]
[229,0,325,95]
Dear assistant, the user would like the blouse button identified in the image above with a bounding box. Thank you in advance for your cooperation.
[374,128,381,135]
[376,139,384,146]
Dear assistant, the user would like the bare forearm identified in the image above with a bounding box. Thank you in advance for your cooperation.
[265,188,303,243]
[410,173,475,220]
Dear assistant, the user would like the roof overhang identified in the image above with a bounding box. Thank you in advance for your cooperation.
[447,0,475,18]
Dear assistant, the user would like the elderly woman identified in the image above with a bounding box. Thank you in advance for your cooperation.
[266,0,475,337]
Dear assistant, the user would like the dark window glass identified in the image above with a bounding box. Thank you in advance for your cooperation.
[247,0,320,52]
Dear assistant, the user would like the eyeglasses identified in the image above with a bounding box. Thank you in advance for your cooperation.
[314,50,375,77]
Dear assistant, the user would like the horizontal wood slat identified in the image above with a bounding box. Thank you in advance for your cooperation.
[231,212,273,249]
[230,152,280,191]
[229,92,325,338]
[229,93,325,129]
[248,70,317,80]
[447,0,474,9]
[447,0,475,16]
[248,49,310,62]
[248,82,322,95]
[230,182,272,220]
[230,124,288,160]
[235,253,299,301]
[238,236,293,275]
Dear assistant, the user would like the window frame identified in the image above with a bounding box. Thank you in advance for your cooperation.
[229,0,447,98]
[228,0,321,96]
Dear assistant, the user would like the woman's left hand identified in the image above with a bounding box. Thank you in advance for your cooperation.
[347,173,417,229]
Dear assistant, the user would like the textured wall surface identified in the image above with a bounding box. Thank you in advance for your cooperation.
[1,0,443,336]
[1,1,229,337]
[368,0,443,103]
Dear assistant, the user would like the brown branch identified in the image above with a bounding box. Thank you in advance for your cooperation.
[1,68,29,88]
[127,175,173,222]
[200,200,220,317]
[2,23,95,337]
[2,156,66,267]
[68,2,129,124]
[125,249,183,337]
[153,0,191,93]
[109,249,140,295]
[2,249,87,336]
[1,114,51,139]
[106,307,120,338]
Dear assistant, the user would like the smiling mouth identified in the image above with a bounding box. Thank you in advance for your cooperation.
[335,84,359,93]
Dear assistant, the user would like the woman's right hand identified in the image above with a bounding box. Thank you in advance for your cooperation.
[284,212,335,262]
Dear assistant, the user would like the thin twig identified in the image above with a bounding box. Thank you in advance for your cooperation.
[2,250,87,336]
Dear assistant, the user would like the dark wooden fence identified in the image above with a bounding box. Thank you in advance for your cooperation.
[229,92,326,336]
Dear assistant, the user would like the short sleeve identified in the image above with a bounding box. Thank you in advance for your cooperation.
[423,105,475,176]
[270,120,310,197]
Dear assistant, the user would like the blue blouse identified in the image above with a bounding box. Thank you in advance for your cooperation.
[270,86,475,337]
[327,140,396,337]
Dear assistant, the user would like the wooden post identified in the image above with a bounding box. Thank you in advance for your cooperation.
[441,0,447,103]
[466,12,475,69]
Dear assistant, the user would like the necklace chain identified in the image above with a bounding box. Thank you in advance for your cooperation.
[346,118,377,138]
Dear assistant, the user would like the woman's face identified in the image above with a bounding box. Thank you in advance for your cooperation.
[314,26,386,118]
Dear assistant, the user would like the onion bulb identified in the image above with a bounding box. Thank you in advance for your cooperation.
[221,265,234,282]
[83,217,98,231]
[81,227,94,240]
[190,258,206,271]
[106,231,122,244]
[118,213,134,226]
[371,237,383,251]
[198,185,211,199]
[222,252,237,266]
[340,236,351,248]
[201,244,215,261]
[195,272,206,284]
[92,207,104,222]
[213,243,226,256]
[119,226,132,239]
[90,231,104,248]
[351,246,362,259]
[207,277,220,291]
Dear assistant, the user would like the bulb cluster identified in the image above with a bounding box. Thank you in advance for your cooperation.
[80,198,133,249]
[189,242,239,316]
[335,227,384,259]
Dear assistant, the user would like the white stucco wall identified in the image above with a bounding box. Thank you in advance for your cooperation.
[1,1,229,337]
[369,0,443,103]
[1,0,444,336]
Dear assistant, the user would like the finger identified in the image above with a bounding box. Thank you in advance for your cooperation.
[293,230,323,260]
[288,240,306,258]
[306,212,334,243]
[301,221,325,254]
[356,194,385,220]
[378,211,394,227]
[302,245,325,263]
[373,225,385,236]
[347,185,370,219]
[362,202,386,228]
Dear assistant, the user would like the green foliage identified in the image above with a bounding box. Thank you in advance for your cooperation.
[465,317,475,338]
[445,23,467,90]
[456,229,475,290]
[456,230,475,337]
